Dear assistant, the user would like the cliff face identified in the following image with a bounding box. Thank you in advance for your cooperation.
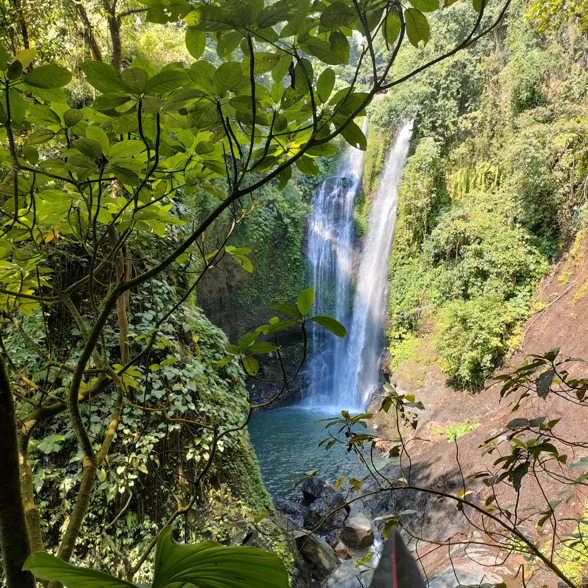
[367,231,588,587]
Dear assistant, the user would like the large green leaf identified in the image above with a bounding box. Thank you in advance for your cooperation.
[310,316,346,339]
[300,37,344,65]
[257,0,298,27]
[316,68,335,104]
[185,5,232,31]
[297,289,315,316]
[146,70,188,94]
[121,68,149,94]
[24,65,72,89]
[186,27,207,59]
[213,62,243,95]
[320,2,357,29]
[81,61,126,94]
[405,8,430,47]
[407,0,439,13]
[23,552,138,588]
[152,527,288,588]
[383,7,402,46]
[339,120,367,150]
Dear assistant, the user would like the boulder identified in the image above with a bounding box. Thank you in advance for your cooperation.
[296,533,339,581]
[274,498,308,529]
[320,559,374,588]
[340,511,375,549]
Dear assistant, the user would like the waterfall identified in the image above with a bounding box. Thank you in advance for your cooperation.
[340,122,413,409]
[305,121,413,410]
[305,146,365,407]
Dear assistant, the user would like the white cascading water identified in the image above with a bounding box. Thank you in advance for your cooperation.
[305,121,413,409]
[304,145,366,407]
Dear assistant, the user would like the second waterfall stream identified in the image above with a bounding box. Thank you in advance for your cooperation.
[306,121,414,410]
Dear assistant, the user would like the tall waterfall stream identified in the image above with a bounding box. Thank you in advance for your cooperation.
[250,123,413,496]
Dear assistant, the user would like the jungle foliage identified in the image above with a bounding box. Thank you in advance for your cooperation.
[0,0,504,586]
[377,0,588,386]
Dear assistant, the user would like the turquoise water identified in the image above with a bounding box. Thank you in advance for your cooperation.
[248,407,385,498]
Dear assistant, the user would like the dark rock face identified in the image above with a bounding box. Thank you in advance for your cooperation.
[275,498,308,529]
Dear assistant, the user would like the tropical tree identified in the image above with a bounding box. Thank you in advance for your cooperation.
[0,0,512,586]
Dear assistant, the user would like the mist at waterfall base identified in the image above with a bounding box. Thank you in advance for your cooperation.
[249,123,413,498]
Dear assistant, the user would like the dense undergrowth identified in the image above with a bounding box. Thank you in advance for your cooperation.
[371,0,588,387]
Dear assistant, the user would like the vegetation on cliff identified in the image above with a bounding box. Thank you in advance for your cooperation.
[377,0,588,386]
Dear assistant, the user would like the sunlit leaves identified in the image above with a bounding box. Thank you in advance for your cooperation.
[408,0,440,13]
[185,5,232,31]
[405,8,430,47]
[310,316,346,338]
[23,65,72,89]
[383,7,402,46]
[80,61,125,93]
[186,27,206,59]
[316,68,335,104]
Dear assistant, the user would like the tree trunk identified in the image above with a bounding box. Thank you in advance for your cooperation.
[74,1,103,62]
[0,355,35,588]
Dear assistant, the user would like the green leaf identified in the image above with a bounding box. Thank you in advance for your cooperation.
[297,289,315,315]
[146,70,189,94]
[8,89,26,123]
[272,302,302,318]
[153,527,287,588]
[405,8,430,47]
[339,120,367,150]
[121,68,149,94]
[320,3,357,28]
[24,129,55,146]
[213,61,243,95]
[408,0,439,12]
[24,65,72,89]
[132,56,157,77]
[257,0,298,27]
[23,552,137,588]
[7,60,22,80]
[185,5,232,31]
[86,126,110,156]
[536,369,554,399]
[316,68,335,104]
[383,7,402,46]
[248,342,278,354]
[311,316,346,338]
[74,138,103,160]
[242,356,260,376]
[295,156,319,176]
[81,61,125,94]
[218,31,243,58]
[0,45,7,70]
[472,0,487,14]
[13,48,36,69]
[277,166,291,191]
[271,54,292,83]
[300,37,344,65]
[186,27,207,59]
[63,109,83,127]
[329,31,349,65]
[162,89,205,112]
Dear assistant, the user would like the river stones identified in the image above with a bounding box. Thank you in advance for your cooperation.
[340,510,375,548]
[296,533,339,580]
[320,559,374,588]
